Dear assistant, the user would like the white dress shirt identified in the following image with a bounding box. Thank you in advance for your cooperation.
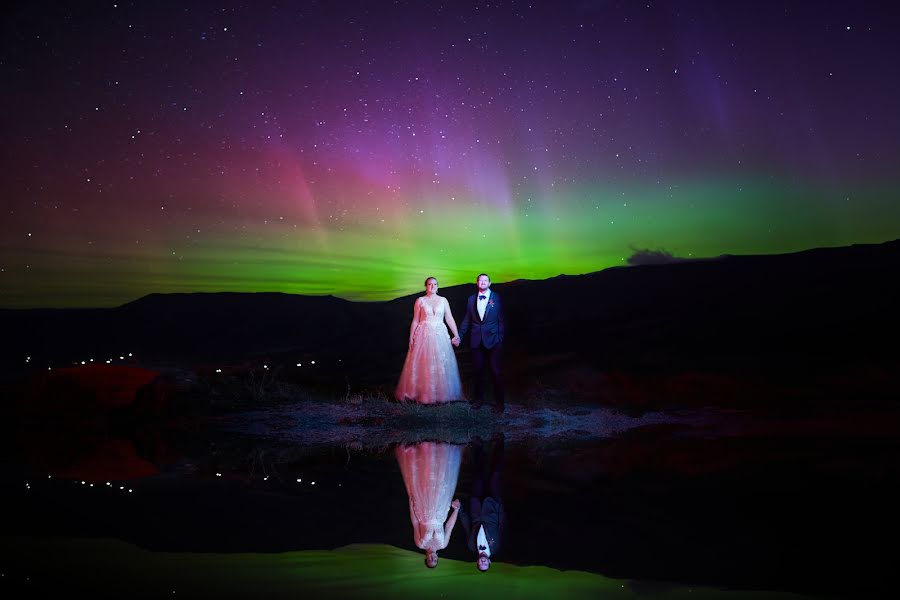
[476,524,491,557]
[476,288,491,321]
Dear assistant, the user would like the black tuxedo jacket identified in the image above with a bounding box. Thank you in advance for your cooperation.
[460,496,505,556]
[459,290,505,349]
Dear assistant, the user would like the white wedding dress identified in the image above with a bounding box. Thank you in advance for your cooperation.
[395,442,463,551]
[395,296,463,404]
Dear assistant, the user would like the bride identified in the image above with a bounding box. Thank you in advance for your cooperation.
[395,441,462,568]
[395,277,464,404]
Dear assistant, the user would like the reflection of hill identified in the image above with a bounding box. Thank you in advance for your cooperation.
[2,240,899,403]
[22,435,159,482]
[2,537,810,599]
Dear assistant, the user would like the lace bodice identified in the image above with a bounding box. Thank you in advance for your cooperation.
[410,480,449,550]
[415,519,447,550]
[417,296,446,325]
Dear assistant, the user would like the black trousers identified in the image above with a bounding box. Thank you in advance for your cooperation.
[472,434,505,501]
[471,342,504,405]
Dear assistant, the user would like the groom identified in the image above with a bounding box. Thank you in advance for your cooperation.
[456,273,505,413]
[460,433,506,572]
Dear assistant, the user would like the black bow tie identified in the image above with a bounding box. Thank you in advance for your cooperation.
[479,545,486,550]
[478,295,486,300]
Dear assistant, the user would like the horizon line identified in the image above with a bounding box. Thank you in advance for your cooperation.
[2,238,897,311]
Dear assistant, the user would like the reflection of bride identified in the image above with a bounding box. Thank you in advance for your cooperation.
[395,442,462,568]
[395,277,464,404]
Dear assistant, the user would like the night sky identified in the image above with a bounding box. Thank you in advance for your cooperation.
[2,1,899,308]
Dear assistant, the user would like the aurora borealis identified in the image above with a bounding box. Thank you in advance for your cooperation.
[2,1,899,308]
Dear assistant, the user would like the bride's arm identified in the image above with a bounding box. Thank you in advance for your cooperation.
[408,299,422,348]
[409,498,419,527]
[410,499,426,548]
[442,499,461,548]
[443,297,460,343]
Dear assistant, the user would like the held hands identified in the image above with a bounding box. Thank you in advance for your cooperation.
[451,499,461,510]
[451,336,460,347]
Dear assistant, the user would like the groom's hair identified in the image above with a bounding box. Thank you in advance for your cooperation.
[477,273,490,281]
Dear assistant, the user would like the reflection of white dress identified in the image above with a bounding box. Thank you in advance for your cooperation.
[395,442,463,551]
[395,296,463,404]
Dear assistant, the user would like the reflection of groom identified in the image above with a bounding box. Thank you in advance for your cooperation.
[457,273,506,413]
[460,433,506,572]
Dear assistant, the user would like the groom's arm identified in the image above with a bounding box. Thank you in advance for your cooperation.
[459,503,476,551]
[459,298,471,340]
[459,502,471,534]
[497,294,505,343]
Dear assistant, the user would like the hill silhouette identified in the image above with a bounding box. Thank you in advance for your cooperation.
[2,239,898,406]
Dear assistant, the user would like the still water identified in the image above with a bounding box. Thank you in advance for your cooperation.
[2,402,897,598]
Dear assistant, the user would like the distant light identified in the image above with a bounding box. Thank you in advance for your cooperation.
[128,353,132,357]
[296,363,302,367]
[296,478,302,482]
[311,481,316,486]
[311,360,316,365]
[215,369,222,373]
[119,356,124,360]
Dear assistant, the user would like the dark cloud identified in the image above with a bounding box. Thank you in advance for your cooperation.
[626,248,689,266]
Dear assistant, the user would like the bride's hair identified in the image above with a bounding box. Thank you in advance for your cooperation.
[424,276,438,286]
